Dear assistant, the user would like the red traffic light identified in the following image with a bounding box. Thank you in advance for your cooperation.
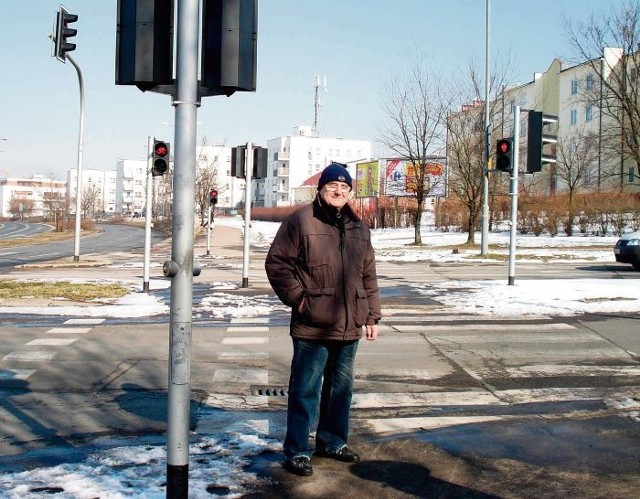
[154,141,169,157]
[497,139,510,155]
[209,190,218,205]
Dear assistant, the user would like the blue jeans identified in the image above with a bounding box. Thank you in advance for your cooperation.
[284,338,359,459]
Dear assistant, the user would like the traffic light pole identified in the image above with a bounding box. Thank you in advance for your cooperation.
[143,136,154,292]
[166,0,199,496]
[507,106,521,285]
[242,142,253,288]
[480,0,491,256]
[206,203,212,256]
[67,54,84,262]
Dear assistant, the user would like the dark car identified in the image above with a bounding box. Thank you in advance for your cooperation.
[614,231,640,270]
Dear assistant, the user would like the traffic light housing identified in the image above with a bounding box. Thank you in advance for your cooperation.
[527,111,558,173]
[209,190,218,205]
[495,138,513,173]
[152,140,170,176]
[54,6,78,63]
[116,0,174,91]
[201,0,257,96]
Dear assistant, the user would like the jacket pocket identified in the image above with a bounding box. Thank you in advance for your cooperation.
[355,287,370,327]
[303,287,336,326]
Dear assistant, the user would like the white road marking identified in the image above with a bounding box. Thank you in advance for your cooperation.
[46,327,92,334]
[212,368,268,384]
[63,318,105,325]
[225,326,269,333]
[3,351,57,361]
[230,318,270,324]
[0,369,36,380]
[27,338,77,346]
[397,323,576,332]
[218,352,269,360]
[222,337,268,345]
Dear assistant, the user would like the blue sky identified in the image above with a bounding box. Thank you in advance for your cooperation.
[0,0,627,179]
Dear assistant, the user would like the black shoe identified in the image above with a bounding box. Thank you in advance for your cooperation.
[283,456,314,476]
[315,446,360,463]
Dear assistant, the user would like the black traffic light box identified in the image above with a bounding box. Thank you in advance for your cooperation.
[209,190,218,205]
[526,111,558,173]
[152,140,170,176]
[201,0,257,96]
[495,138,513,173]
[54,6,78,63]
[116,0,174,91]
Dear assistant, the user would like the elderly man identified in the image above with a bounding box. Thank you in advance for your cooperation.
[265,162,382,476]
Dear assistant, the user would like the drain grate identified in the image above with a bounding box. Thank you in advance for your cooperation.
[251,386,288,397]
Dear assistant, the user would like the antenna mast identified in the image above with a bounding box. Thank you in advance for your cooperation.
[313,74,327,137]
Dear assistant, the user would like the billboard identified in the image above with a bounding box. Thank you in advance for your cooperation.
[355,160,380,198]
[383,158,447,197]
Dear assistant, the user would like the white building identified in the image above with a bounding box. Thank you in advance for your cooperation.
[115,159,147,215]
[0,175,67,219]
[263,126,372,207]
[196,144,247,210]
[67,168,118,216]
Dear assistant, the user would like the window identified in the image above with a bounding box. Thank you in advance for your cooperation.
[571,79,578,94]
[586,74,594,91]
[631,68,637,83]
[585,106,593,122]
[629,167,636,184]
[570,109,578,125]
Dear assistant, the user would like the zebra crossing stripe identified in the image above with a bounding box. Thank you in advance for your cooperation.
[222,337,268,345]
[395,323,576,332]
[230,318,270,324]
[352,391,503,408]
[45,327,92,334]
[212,367,268,384]
[27,338,77,346]
[0,369,36,380]
[63,318,105,325]
[225,326,269,333]
[3,351,57,361]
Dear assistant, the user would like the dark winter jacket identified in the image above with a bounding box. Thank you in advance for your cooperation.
[265,196,382,341]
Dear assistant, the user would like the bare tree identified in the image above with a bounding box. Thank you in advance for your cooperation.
[563,1,640,190]
[8,195,35,220]
[195,137,224,225]
[445,58,513,244]
[81,183,102,218]
[379,61,448,244]
[555,128,600,204]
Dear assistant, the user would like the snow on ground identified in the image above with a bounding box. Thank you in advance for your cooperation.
[0,218,637,497]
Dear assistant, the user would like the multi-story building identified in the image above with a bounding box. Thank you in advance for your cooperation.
[496,47,637,194]
[115,159,147,215]
[262,126,372,207]
[67,168,118,216]
[0,175,67,219]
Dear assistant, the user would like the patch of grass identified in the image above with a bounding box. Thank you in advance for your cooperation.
[0,228,99,249]
[0,281,130,302]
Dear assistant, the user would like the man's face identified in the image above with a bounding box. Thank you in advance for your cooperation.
[320,181,351,210]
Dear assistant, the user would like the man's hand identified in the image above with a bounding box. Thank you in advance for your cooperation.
[365,324,378,341]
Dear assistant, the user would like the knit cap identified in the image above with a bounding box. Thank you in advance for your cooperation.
[317,162,352,191]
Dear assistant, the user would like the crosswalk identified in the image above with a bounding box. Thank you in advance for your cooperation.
[2,312,638,441]
[195,312,640,439]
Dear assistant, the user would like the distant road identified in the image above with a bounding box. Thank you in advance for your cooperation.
[0,223,166,269]
[0,221,52,239]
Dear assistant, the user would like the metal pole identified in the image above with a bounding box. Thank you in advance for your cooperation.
[206,203,211,256]
[508,106,520,285]
[480,0,490,255]
[166,0,199,496]
[143,136,154,292]
[242,143,252,288]
[67,54,84,262]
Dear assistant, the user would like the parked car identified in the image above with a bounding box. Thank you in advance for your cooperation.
[614,231,640,270]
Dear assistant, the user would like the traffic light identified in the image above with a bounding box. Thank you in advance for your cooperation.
[152,140,170,176]
[201,0,257,96]
[54,6,78,63]
[231,146,246,177]
[116,0,174,91]
[209,190,218,205]
[495,138,513,173]
[527,111,558,173]
[253,146,268,178]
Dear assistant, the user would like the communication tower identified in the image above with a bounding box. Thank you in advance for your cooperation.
[313,75,327,137]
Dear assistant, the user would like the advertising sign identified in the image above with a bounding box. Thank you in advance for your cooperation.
[355,160,380,198]
[384,158,446,197]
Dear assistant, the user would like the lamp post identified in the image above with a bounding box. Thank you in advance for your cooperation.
[481,0,491,256]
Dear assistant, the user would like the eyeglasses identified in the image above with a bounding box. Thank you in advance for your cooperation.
[324,182,351,193]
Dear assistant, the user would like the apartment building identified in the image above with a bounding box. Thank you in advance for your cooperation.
[262,126,372,207]
[0,175,67,219]
[67,168,118,216]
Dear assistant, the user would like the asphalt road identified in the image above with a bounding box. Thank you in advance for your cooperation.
[0,223,166,269]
